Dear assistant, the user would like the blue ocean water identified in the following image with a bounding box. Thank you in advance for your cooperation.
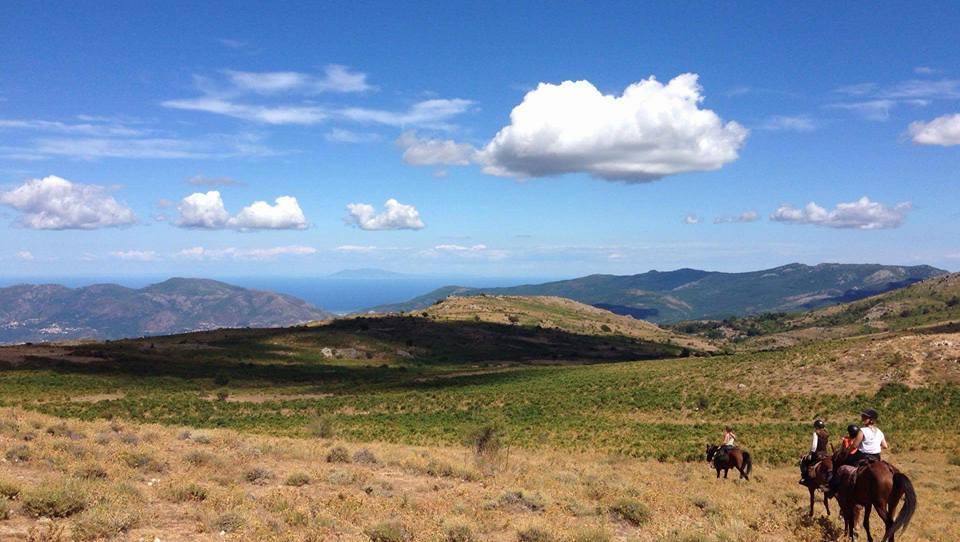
[0,275,555,314]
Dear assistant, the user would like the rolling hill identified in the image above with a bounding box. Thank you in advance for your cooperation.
[367,263,947,322]
[713,271,960,349]
[0,278,332,344]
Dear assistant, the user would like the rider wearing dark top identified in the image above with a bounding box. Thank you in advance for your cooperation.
[799,419,829,484]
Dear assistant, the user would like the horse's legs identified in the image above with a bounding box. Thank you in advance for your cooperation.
[873,499,893,542]
[723,468,729,479]
[715,468,720,479]
[863,503,873,542]
[824,490,830,516]
[808,486,815,517]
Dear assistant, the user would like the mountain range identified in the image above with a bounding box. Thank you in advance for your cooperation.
[0,278,332,344]
[367,263,948,322]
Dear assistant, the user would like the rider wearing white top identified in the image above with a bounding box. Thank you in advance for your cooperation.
[859,426,885,455]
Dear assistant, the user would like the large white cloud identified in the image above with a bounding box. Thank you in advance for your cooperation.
[771,197,911,230]
[175,191,307,230]
[908,114,960,146]
[230,196,307,230]
[477,74,748,182]
[396,131,476,166]
[0,175,136,229]
[176,191,230,229]
[346,199,424,231]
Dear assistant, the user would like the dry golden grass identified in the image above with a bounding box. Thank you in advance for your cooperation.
[1,408,958,541]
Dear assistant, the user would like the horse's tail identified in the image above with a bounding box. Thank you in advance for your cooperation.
[882,472,917,542]
[742,451,753,476]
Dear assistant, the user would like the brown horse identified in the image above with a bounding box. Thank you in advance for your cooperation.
[705,445,752,480]
[835,461,916,542]
[801,454,833,517]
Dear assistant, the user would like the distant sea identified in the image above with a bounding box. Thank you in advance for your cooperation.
[0,275,557,314]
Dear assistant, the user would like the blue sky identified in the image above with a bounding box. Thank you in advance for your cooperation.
[1,1,959,279]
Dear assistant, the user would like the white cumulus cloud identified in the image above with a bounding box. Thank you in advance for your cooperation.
[346,199,424,231]
[771,197,911,230]
[176,191,230,229]
[908,113,960,146]
[396,131,477,166]
[477,74,747,182]
[229,196,307,230]
[175,191,307,230]
[0,175,136,230]
[683,214,701,224]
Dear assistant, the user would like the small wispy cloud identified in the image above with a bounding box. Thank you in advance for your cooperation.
[714,211,758,224]
[188,175,244,187]
[759,115,816,132]
[682,214,701,225]
[175,245,317,261]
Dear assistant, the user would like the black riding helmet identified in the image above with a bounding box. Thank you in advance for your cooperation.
[847,424,859,438]
[813,419,825,429]
[860,408,879,421]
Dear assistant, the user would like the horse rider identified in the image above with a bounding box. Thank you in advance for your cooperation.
[839,424,860,459]
[721,425,737,451]
[825,408,888,498]
[799,418,829,484]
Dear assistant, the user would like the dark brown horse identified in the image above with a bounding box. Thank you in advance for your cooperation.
[705,445,752,480]
[835,461,916,542]
[801,454,833,517]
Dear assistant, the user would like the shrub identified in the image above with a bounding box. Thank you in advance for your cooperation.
[184,450,216,467]
[494,490,545,512]
[0,479,21,499]
[164,482,208,503]
[366,521,413,542]
[0,499,9,520]
[326,446,351,463]
[284,472,311,487]
[192,434,212,445]
[568,527,611,542]
[610,497,650,526]
[948,452,960,467]
[243,467,273,485]
[120,451,164,472]
[71,502,141,540]
[22,481,87,518]
[307,416,336,439]
[211,511,244,533]
[5,444,31,463]
[467,423,504,460]
[75,464,109,480]
[353,448,378,464]
[46,423,84,440]
[118,433,140,445]
[517,526,553,542]
[600,324,612,333]
[445,523,476,542]
[215,390,230,402]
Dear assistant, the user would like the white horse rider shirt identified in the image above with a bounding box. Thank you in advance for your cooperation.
[859,426,884,454]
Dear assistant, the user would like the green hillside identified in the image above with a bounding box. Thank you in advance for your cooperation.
[368,263,946,322]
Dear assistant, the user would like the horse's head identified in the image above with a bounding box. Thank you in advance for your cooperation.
[705,445,718,462]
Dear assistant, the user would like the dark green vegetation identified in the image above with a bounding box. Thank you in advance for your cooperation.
[0,278,332,344]
[2,303,958,465]
[370,263,945,323]
[674,272,960,348]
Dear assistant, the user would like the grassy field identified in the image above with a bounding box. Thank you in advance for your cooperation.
[1,320,958,465]
[1,294,959,540]
[2,408,958,542]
